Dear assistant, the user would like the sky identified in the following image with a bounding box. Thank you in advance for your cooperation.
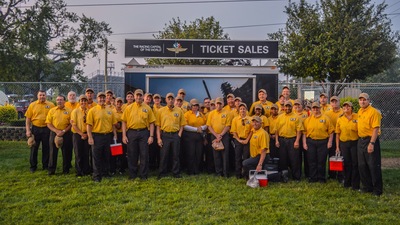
[60,0,400,78]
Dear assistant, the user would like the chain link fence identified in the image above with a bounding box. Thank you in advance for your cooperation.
[1,81,399,143]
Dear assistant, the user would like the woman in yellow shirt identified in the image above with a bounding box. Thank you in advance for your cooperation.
[302,102,334,183]
[335,101,359,190]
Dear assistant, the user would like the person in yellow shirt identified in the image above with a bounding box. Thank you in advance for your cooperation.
[156,93,186,179]
[251,104,269,132]
[149,93,163,170]
[231,97,242,118]
[249,89,274,117]
[174,96,187,113]
[277,94,286,115]
[302,102,334,183]
[86,92,118,182]
[335,101,359,190]
[110,97,126,175]
[207,97,233,177]
[71,95,90,177]
[122,89,156,180]
[231,102,252,179]
[267,104,280,159]
[325,96,344,181]
[357,93,382,196]
[144,93,153,106]
[276,86,295,109]
[46,95,72,175]
[85,88,97,109]
[319,93,331,113]
[222,93,235,111]
[294,99,309,179]
[65,91,79,110]
[105,90,115,109]
[177,88,190,112]
[122,91,134,111]
[242,116,269,179]
[203,97,211,115]
[182,99,207,175]
[275,101,303,181]
[25,90,55,172]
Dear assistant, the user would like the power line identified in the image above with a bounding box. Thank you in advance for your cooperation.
[16,0,286,8]
[111,22,286,36]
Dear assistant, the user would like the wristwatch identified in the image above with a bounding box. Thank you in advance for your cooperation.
[370,142,375,145]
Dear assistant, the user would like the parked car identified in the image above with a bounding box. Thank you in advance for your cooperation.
[14,101,30,119]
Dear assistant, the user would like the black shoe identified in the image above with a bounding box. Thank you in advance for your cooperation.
[48,171,55,175]
[372,192,382,197]
[359,188,373,194]
[319,179,327,183]
[157,174,165,180]
[30,168,36,173]
[281,170,289,183]
[93,178,101,182]
[63,170,70,175]
[236,174,243,179]
[76,173,83,177]
[128,176,137,180]
[140,177,148,181]
[308,178,318,183]
[173,174,182,178]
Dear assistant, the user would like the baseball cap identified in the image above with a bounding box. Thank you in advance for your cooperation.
[215,97,224,104]
[359,93,370,100]
[115,97,123,103]
[258,89,267,94]
[54,136,64,149]
[134,89,143,96]
[284,101,292,106]
[320,93,328,97]
[255,104,263,110]
[126,91,134,96]
[343,101,353,107]
[166,93,174,99]
[234,97,242,102]
[97,92,106,97]
[144,92,153,97]
[330,96,339,102]
[293,99,301,105]
[175,96,183,101]
[227,93,235,99]
[178,88,186,94]
[252,116,262,123]
[312,102,321,108]
[79,95,88,101]
[153,94,161,99]
[106,90,113,95]
[190,99,199,105]
[27,135,35,147]
[270,104,278,109]
[239,102,247,109]
[210,99,215,105]
[85,88,94,93]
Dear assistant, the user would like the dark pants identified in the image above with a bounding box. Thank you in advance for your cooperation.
[149,136,160,171]
[92,133,112,181]
[110,132,127,174]
[48,131,73,173]
[204,133,215,174]
[307,138,328,182]
[299,137,309,178]
[269,135,279,159]
[243,155,283,182]
[328,134,343,180]
[159,132,181,176]
[72,133,90,175]
[340,140,360,189]
[183,131,204,175]
[29,125,50,170]
[279,137,301,180]
[126,129,150,179]
[211,133,230,177]
[233,139,250,177]
[358,137,383,195]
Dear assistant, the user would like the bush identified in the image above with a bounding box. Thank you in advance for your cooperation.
[9,119,26,127]
[340,97,360,113]
[0,105,17,123]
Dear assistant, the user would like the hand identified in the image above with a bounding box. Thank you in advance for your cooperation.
[335,148,340,154]
[26,130,32,138]
[88,137,94,145]
[56,130,64,137]
[275,141,280,148]
[368,143,374,153]
[256,164,262,172]
[197,127,202,133]
[148,136,153,145]
[158,139,163,148]
[303,143,308,151]
[81,133,88,140]
[122,136,128,144]
[327,142,332,149]
[294,141,299,149]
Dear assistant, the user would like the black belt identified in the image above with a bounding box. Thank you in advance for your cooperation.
[92,132,112,136]
[162,131,178,134]
[239,137,246,140]
[280,137,296,139]
[129,128,147,132]
[359,136,371,140]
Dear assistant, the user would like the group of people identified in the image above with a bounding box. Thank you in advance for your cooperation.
[25,86,383,196]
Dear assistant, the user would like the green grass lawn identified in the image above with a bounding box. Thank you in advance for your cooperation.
[1,141,399,224]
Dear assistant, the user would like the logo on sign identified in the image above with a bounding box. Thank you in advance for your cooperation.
[167,42,187,54]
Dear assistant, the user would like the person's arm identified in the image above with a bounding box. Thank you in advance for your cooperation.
[335,132,340,154]
[302,133,308,150]
[157,126,163,147]
[207,126,219,139]
[368,127,379,153]
[47,123,64,137]
[275,127,280,148]
[122,121,128,144]
[294,130,301,149]
[242,131,253,145]
[112,123,117,140]
[327,132,334,149]
[87,124,94,145]
[256,149,267,172]
[148,123,154,145]
[25,117,32,137]
[178,126,184,138]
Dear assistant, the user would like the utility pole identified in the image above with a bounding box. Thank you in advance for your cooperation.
[104,39,108,90]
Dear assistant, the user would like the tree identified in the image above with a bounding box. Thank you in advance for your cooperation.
[364,55,400,83]
[0,0,114,82]
[146,16,230,65]
[270,0,399,96]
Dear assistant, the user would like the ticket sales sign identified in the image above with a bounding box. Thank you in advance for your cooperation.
[125,39,278,59]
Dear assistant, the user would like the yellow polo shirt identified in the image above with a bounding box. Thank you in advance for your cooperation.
[249,128,270,158]
[25,100,55,127]
[65,101,79,111]
[206,109,233,134]
[45,106,71,130]
[70,107,88,133]
[303,114,334,140]
[181,100,189,112]
[184,111,207,127]
[152,104,163,117]
[321,104,331,114]
[268,115,280,135]
[357,105,381,137]
[87,101,98,109]
[260,115,270,129]
[335,113,359,142]
[297,110,309,122]
[122,102,155,130]
[325,108,343,127]
[276,112,303,138]
[113,108,124,133]
[249,100,274,117]
[156,106,186,132]
[86,105,117,133]
[231,115,252,139]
